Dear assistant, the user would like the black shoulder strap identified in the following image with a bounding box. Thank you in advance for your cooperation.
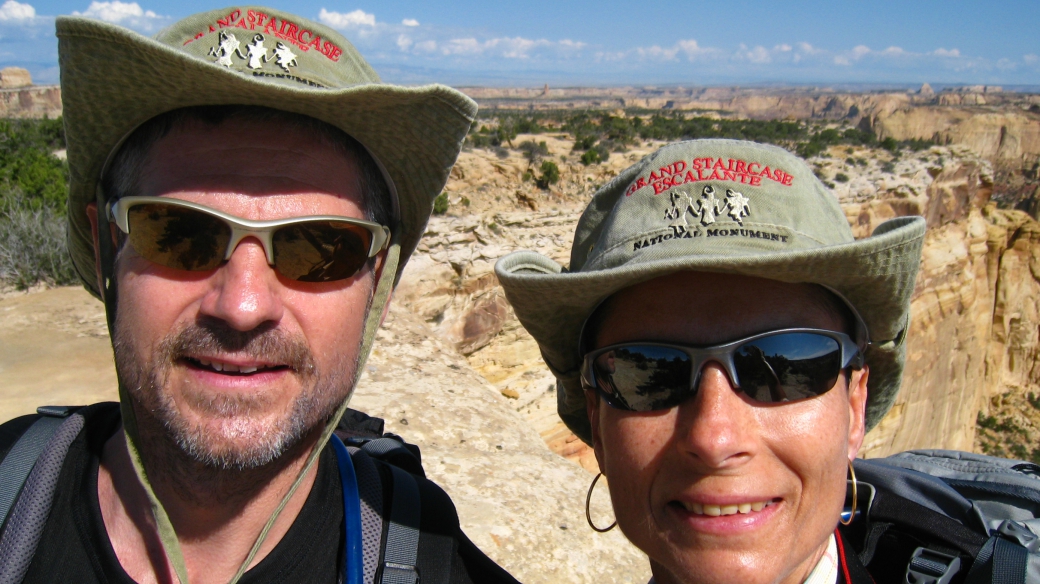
[0,407,75,528]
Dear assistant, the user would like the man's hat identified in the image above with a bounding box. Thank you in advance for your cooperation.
[496,139,926,444]
[58,5,477,298]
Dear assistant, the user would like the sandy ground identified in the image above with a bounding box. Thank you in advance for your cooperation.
[0,286,118,422]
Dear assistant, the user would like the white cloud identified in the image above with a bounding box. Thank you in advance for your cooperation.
[933,48,961,58]
[775,44,792,52]
[71,1,168,31]
[1025,54,1039,64]
[740,44,772,64]
[74,1,155,22]
[851,45,871,59]
[0,0,34,20]
[318,8,376,28]
[395,34,582,60]
[402,18,419,27]
[880,46,906,56]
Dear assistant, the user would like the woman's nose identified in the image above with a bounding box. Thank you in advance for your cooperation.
[674,362,756,468]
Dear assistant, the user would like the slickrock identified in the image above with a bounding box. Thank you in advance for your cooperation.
[351,304,650,583]
[0,67,32,89]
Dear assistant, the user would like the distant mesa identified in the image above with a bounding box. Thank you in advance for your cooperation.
[0,67,31,89]
[918,83,935,97]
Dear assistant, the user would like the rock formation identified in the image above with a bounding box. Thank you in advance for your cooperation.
[0,67,32,89]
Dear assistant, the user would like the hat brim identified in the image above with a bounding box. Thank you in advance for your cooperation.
[496,215,926,443]
[58,16,476,298]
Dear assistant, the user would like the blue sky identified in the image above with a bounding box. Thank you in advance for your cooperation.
[3,0,1039,87]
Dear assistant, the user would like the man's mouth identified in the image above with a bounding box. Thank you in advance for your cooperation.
[183,357,289,375]
[672,499,780,517]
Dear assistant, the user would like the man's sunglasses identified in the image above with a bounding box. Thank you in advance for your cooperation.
[581,329,864,412]
[107,196,390,283]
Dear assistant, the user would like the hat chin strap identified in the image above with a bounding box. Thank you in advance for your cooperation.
[97,184,401,583]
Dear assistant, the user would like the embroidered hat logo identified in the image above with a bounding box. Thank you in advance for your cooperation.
[209,31,298,73]
[665,185,751,229]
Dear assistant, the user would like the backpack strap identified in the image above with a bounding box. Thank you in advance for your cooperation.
[965,536,1029,584]
[378,464,421,584]
[0,408,85,584]
[0,406,76,528]
[361,439,421,584]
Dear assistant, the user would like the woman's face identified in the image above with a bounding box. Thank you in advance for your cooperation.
[587,272,868,584]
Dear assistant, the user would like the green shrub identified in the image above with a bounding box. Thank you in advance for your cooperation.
[834,173,850,183]
[432,192,449,215]
[536,160,560,189]
[519,140,549,162]
[580,149,600,165]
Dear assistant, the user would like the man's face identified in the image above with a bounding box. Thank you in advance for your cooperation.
[587,272,868,584]
[109,118,381,470]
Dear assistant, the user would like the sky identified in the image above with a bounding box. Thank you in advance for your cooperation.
[3,0,1039,88]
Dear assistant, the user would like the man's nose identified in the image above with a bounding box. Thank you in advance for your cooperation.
[199,237,284,331]
[674,362,755,468]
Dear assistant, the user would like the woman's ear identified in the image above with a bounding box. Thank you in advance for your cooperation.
[847,366,869,459]
[585,389,605,472]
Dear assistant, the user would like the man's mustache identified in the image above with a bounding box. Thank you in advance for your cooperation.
[161,317,316,374]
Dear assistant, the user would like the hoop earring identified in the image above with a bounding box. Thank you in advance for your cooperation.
[840,458,857,526]
[585,472,617,533]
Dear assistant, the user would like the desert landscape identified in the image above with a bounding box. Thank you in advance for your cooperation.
[2,70,1040,582]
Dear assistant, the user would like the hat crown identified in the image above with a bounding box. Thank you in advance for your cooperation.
[572,139,854,273]
[156,6,379,90]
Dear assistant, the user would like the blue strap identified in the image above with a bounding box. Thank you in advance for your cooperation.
[331,434,364,584]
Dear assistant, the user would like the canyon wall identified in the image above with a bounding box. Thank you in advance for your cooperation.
[852,160,1040,455]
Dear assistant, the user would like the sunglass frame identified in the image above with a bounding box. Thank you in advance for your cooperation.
[580,328,865,411]
[107,196,391,268]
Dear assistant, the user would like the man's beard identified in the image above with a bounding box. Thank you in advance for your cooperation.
[113,317,356,472]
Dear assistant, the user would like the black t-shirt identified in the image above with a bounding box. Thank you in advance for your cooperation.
[0,403,517,584]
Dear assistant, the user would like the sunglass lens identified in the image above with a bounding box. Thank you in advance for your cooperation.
[126,204,230,271]
[594,346,692,411]
[733,333,842,402]
[273,221,373,282]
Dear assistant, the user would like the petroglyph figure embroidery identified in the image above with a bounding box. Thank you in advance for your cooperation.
[694,185,723,225]
[725,189,751,225]
[272,42,298,72]
[663,185,754,229]
[208,30,246,68]
[665,191,695,229]
[244,34,269,70]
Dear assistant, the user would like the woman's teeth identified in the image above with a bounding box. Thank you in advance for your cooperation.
[680,500,772,516]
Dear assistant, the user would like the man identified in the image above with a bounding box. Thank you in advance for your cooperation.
[0,7,518,584]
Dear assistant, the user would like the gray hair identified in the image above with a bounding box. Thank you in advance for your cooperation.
[100,105,392,227]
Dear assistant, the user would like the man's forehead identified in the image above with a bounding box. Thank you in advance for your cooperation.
[136,118,364,205]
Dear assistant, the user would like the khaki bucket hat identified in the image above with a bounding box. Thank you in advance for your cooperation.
[496,139,926,444]
[58,5,477,298]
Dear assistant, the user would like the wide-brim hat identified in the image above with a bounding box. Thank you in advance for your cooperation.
[58,6,477,298]
[496,139,925,443]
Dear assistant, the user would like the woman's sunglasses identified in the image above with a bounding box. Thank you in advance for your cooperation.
[107,196,390,283]
[581,329,864,411]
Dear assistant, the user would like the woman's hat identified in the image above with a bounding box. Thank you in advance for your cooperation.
[496,139,925,443]
[58,6,477,298]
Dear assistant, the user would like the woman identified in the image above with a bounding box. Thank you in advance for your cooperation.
[496,139,925,583]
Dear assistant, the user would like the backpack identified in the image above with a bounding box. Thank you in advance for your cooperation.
[845,450,1040,584]
[0,405,460,584]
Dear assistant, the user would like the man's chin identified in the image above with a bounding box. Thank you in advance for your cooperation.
[163,405,313,471]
